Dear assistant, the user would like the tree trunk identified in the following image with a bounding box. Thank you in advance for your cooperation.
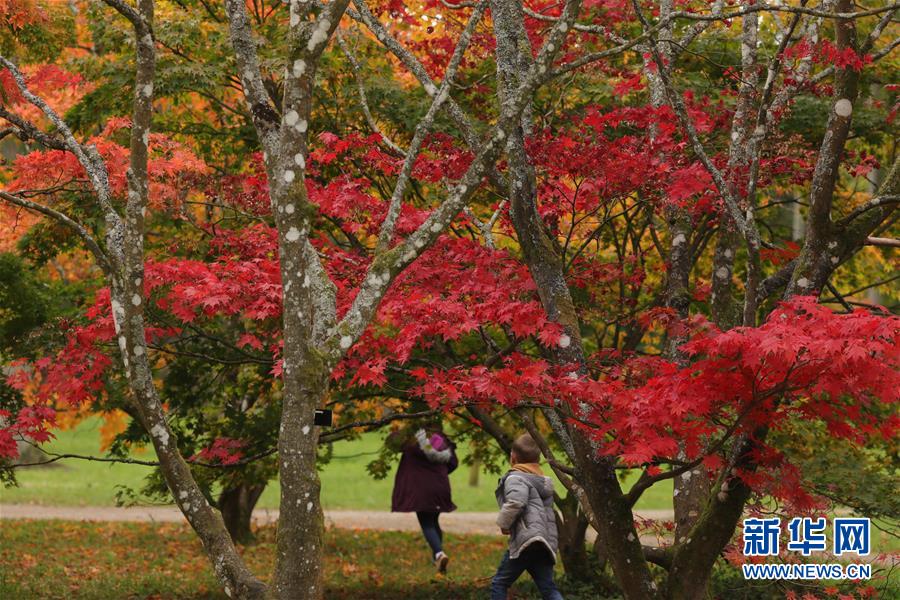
[666,8,882,592]
[468,455,481,487]
[106,2,266,595]
[580,455,659,598]
[663,212,710,543]
[489,2,657,597]
[555,490,592,584]
[710,219,741,330]
[271,372,327,600]
[666,434,756,600]
[592,533,632,597]
[787,0,860,297]
[264,3,349,597]
[219,482,266,545]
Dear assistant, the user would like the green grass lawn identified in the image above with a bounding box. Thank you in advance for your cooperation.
[1,418,149,507]
[0,520,565,599]
[4,421,898,557]
[1,418,672,512]
[1,520,895,600]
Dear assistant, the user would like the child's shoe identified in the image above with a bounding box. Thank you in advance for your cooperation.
[434,551,449,574]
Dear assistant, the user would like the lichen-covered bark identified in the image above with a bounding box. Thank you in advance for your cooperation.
[9,4,894,600]
[1,2,270,596]
[2,22,270,600]
[117,336,265,599]
[663,9,890,596]
[656,5,776,596]
[732,5,763,327]
[709,218,740,330]
[667,435,757,600]
[490,2,656,598]
[644,1,710,539]
[786,0,861,298]
[555,490,593,584]
[259,3,349,598]
[374,1,487,253]
[106,3,266,596]
[331,0,583,356]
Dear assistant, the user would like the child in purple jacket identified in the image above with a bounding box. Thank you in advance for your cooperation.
[390,426,458,573]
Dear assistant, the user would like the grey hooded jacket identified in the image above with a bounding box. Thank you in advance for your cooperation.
[495,470,559,561]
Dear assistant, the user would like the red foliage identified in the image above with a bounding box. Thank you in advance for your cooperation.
[192,437,246,465]
[412,297,899,505]
[4,119,894,514]
[7,120,207,211]
[783,39,872,72]
[0,64,85,105]
[0,31,893,520]
[760,241,801,266]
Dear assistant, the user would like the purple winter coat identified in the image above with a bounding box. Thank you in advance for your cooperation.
[391,431,458,513]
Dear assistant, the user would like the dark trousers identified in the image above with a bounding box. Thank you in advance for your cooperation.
[415,511,443,558]
[491,544,563,600]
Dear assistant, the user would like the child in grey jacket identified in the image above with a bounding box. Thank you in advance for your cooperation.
[491,434,563,600]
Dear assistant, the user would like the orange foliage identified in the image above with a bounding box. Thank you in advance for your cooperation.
[0,205,39,252]
[0,64,94,125]
[45,249,99,283]
[99,410,129,452]
[54,404,91,431]
[0,0,47,30]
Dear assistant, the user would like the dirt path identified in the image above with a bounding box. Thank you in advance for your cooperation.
[4,505,893,566]
[0,504,673,538]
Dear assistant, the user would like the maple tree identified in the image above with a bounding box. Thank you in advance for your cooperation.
[2,1,899,599]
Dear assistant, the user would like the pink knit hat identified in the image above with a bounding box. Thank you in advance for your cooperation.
[429,433,447,452]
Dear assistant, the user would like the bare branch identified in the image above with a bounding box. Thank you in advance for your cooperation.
[627,2,760,251]
[0,56,116,215]
[865,236,900,248]
[550,3,898,76]
[330,0,585,360]
[349,0,487,153]
[335,32,405,156]
[839,194,900,225]
[464,200,507,249]
[223,0,280,153]
[0,105,69,151]
[101,0,151,34]
[672,4,898,21]
[375,0,488,253]
[0,190,111,272]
